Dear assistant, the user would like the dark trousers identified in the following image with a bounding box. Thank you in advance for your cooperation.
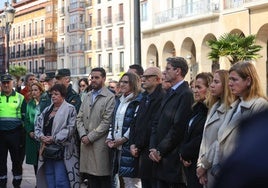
[156,179,186,188]
[0,128,23,187]
[86,174,111,188]
[141,178,157,188]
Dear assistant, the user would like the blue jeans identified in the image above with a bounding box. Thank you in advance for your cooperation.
[44,159,70,188]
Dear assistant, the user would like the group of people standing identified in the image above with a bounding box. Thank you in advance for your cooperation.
[0,56,267,188]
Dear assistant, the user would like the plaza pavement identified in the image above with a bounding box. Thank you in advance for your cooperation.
[7,154,87,188]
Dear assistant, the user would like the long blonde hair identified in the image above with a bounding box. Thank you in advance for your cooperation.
[209,70,234,110]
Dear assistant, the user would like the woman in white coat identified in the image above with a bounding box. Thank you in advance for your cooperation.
[196,70,233,188]
[214,61,268,177]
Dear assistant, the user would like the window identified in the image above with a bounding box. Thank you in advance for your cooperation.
[12,28,15,40]
[98,54,101,67]
[18,26,20,39]
[23,25,26,38]
[108,29,112,48]
[118,3,123,21]
[141,1,148,21]
[119,27,124,46]
[119,52,124,72]
[29,23,32,37]
[41,20,44,34]
[97,9,101,26]
[34,21,37,35]
[97,31,101,49]
[108,53,112,73]
[107,6,112,24]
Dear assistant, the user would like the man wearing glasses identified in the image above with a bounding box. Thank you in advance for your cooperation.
[149,57,194,188]
[130,67,166,188]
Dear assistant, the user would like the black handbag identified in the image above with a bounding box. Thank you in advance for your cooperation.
[42,144,64,160]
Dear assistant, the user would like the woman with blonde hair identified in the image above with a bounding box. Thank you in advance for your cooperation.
[25,82,45,175]
[180,72,213,188]
[213,61,268,179]
[197,70,234,188]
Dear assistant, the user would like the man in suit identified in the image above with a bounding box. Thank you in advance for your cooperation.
[149,57,194,188]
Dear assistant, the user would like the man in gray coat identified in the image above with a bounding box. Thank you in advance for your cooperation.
[76,67,115,188]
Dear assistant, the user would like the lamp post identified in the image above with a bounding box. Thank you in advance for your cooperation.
[0,3,15,73]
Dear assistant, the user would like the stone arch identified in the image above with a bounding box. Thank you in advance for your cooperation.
[161,41,175,69]
[201,33,217,73]
[256,23,268,95]
[180,37,196,81]
[146,44,159,68]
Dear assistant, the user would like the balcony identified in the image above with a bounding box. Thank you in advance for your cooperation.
[115,38,124,47]
[104,40,113,49]
[16,51,20,58]
[69,44,85,52]
[27,49,32,56]
[69,1,85,12]
[68,23,85,32]
[39,47,45,54]
[115,14,124,23]
[57,47,65,54]
[85,22,92,29]
[21,50,26,57]
[104,16,112,25]
[154,1,219,25]
[224,0,268,9]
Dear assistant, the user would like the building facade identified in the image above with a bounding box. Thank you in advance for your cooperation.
[1,0,57,76]
[140,0,268,93]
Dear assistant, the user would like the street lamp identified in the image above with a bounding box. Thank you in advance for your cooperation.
[0,3,15,73]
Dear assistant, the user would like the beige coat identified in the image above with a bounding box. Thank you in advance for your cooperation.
[215,97,268,164]
[198,101,228,188]
[76,87,115,176]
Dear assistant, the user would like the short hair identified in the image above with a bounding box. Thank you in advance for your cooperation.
[25,73,35,83]
[229,61,266,101]
[91,67,106,78]
[129,64,144,76]
[50,84,67,98]
[166,57,188,77]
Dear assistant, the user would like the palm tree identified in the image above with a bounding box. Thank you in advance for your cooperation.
[207,33,262,65]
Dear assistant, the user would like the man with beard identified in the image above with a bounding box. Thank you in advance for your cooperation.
[77,67,115,188]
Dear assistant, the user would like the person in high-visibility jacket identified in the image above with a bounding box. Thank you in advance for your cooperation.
[0,74,26,188]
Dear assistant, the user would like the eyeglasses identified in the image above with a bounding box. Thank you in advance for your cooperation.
[142,75,157,79]
[119,80,129,84]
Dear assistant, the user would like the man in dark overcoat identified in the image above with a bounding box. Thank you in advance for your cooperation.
[149,57,194,188]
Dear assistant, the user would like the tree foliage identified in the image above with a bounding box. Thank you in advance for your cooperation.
[207,33,262,65]
[9,65,27,82]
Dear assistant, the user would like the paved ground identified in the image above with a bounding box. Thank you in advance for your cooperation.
[7,154,36,188]
[7,154,87,188]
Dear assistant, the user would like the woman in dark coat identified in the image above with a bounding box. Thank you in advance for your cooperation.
[106,72,142,187]
[180,72,213,188]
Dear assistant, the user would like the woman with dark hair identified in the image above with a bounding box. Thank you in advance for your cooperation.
[78,78,89,102]
[180,72,213,188]
[35,84,80,188]
[106,72,143,188]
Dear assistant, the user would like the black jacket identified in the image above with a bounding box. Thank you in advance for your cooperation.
[129,84,165,178]
[150,81,194,184]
